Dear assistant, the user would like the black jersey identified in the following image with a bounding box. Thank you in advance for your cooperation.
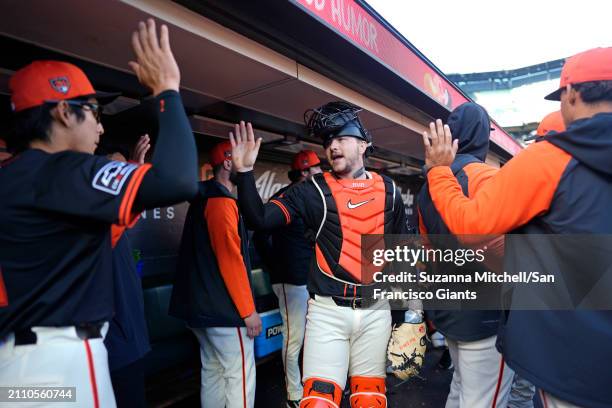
[0,149,151,338]
[252,183,311,286]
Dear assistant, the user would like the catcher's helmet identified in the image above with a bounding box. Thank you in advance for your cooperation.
[304,101,373,155]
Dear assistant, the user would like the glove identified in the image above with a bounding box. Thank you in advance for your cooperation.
[387,321,427,380]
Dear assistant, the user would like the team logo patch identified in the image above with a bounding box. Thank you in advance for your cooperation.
[92,161,138,195]
[49,76,71,94]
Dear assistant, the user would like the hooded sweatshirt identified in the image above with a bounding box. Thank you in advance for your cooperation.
[426,112,612,408]
[418,102,501,341]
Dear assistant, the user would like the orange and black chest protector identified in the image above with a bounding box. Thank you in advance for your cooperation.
[311,172,396,285]
[234,169,408,298]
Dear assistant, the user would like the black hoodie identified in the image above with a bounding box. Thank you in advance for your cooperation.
[447,102,491,161]
[500,112,612,408]
[418,102,501,342]
[547,112,612,177]
[425,104,612,407]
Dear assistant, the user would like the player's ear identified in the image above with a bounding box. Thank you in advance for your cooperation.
[51,100,73,127]
[567,84,580,106]
[358,140,367,155]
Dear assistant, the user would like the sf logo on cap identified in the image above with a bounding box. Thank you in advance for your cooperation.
[49,77,71,94]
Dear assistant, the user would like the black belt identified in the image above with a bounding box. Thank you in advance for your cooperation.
[14,323,104,346]
[309,293,376,309]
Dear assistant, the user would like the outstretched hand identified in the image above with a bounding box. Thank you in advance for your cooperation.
[132,134,151,165]
[129,19,180,96]
[229,121,262,172]
[422,119,458,170]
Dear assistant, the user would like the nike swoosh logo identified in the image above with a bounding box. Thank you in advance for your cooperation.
[347,198,374,209]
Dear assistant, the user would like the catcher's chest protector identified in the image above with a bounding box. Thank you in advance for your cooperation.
[312,172,395,284]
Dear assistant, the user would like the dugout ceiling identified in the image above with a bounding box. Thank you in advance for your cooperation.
[0,0,509,170]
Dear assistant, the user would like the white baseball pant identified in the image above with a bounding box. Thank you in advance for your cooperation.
[445,335,514,408]
[302,295,391,389]
[507,372,536,408]
[191,327,255,408]
[272,283,309,401]
[0,324,115,408]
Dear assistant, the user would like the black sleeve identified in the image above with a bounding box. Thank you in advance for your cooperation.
[252,230,274,270]
[234,170,304,231]
[393,183,410,234]
[133,90,198,211]
[33,152,151,226]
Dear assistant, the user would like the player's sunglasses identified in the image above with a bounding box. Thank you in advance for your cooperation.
[45,100,103,123]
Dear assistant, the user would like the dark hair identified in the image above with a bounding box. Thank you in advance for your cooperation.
[573,80,612,104]
[8,101,86,153]
[288,169,303,183]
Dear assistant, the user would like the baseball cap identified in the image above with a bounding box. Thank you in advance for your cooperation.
[536,111,565,137]
[291,150,321,171]
[545,47,612,101]
[209,141,232,167]
[9,60,120,112]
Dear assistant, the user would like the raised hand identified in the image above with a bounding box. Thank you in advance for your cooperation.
[129,19,180,96]
[131,134,151,165]
[422,119,458,170]
[229,121,262,172]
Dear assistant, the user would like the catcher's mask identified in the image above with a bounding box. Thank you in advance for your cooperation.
[304,101,374,156]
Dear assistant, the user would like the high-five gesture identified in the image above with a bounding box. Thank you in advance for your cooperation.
[422,119,458,170]
[131,134,151,165]
[129,19,180,96]
[229,121,262,172]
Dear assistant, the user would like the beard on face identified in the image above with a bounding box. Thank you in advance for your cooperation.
[328,142,360,176]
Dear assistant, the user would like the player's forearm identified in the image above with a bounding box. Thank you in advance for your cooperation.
[219,265,256,318]
[234,170,285,230]
[135,90,198,209]
[206,200,256,318]
[213,233,256,318]
[426,167,486,234]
